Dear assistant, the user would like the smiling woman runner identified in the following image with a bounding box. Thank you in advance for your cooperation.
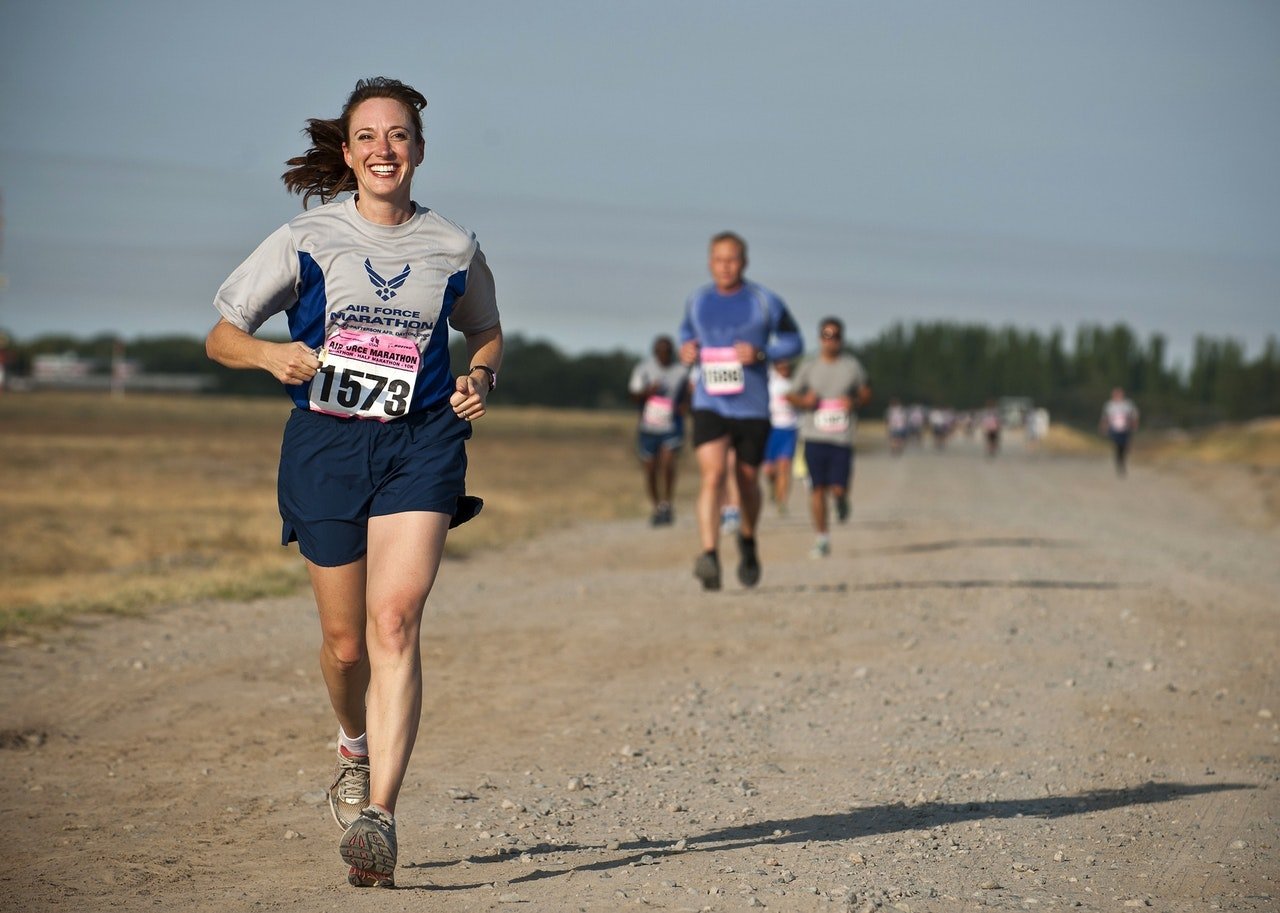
[206,77,503,889]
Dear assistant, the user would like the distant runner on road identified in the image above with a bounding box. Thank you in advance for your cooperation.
[979,400,1002,458]
[679,231,803,590]
[628,335,691,526]
[762,358,800,515]
[886,398,909,457]
[1100,387,1140,476]
[789,317,871,558]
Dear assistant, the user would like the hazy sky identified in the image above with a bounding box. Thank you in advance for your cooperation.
[1,0,1277,365]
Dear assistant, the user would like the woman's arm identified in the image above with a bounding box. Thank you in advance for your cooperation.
[205,318,320,385]
[450,322,504,421]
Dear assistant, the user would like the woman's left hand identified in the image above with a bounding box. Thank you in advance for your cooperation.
[450,372,490,422]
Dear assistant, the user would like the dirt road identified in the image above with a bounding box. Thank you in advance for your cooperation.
[2,437,1276,912]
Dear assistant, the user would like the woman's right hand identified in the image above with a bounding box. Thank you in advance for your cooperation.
[206,319,319,384]
[266,341,321,385]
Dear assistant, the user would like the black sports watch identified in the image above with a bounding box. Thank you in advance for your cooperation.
[469,364,497,392]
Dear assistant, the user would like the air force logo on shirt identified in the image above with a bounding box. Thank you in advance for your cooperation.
[365,259,411,301]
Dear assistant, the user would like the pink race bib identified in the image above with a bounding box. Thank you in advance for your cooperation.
[641,395,676,433]
[700,347,744,396]
[813,399,851,434]
[309,329,419,421]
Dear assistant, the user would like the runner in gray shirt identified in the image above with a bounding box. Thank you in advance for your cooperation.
[789,317,871,558]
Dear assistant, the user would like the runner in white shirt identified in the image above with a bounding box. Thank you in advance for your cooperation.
[979,400,1002,458]
[907,403,926,447]
[1025,406,1050,453]
[1099,387,1140,476]
[628,335,691,525]
[928,407,954,449]
[886,398,908,457]
[207,77,502,889]
[762,359,800,515]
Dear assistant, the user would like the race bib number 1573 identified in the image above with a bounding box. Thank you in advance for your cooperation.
[309,329,419,421]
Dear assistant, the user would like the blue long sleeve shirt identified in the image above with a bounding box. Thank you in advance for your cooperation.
[678,281,803,419]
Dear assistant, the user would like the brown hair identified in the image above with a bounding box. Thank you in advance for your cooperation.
[281,77,428,208]
[709,230,748,261]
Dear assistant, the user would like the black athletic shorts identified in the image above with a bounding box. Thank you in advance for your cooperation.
[691,409,772,467]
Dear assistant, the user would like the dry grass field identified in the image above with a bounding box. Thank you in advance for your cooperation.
[1144,416,1280,466]
[0,393,648,636]
[1142,416,1280,529]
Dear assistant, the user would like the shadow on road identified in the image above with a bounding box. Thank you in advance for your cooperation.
[867,536,1078,555]
[403,780,1251,891]
[745,578,1129,595]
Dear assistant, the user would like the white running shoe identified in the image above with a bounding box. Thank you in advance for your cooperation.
[328,749,370,829]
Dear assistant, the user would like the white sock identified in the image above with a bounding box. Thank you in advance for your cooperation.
[338,727,368,757]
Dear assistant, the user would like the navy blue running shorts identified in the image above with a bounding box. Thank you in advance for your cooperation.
[278,405,472,567]
[804,440,854,489]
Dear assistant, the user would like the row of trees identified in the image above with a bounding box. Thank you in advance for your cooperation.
[4,323,1277,427]
[857,322,1280,426]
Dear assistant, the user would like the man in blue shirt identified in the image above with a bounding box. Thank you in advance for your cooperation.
[678,232,803,590]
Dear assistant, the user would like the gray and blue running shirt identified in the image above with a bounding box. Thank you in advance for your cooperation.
[214,198,499,414]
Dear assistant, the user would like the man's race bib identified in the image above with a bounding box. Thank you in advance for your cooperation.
[641,395,676,434]
[309,329,418,421]
[701,347,745,396]
[813,398,852,435]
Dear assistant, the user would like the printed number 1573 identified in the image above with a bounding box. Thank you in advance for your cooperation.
[315,365,410,416]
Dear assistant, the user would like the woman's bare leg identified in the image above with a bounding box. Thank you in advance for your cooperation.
[361,510,450,814]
